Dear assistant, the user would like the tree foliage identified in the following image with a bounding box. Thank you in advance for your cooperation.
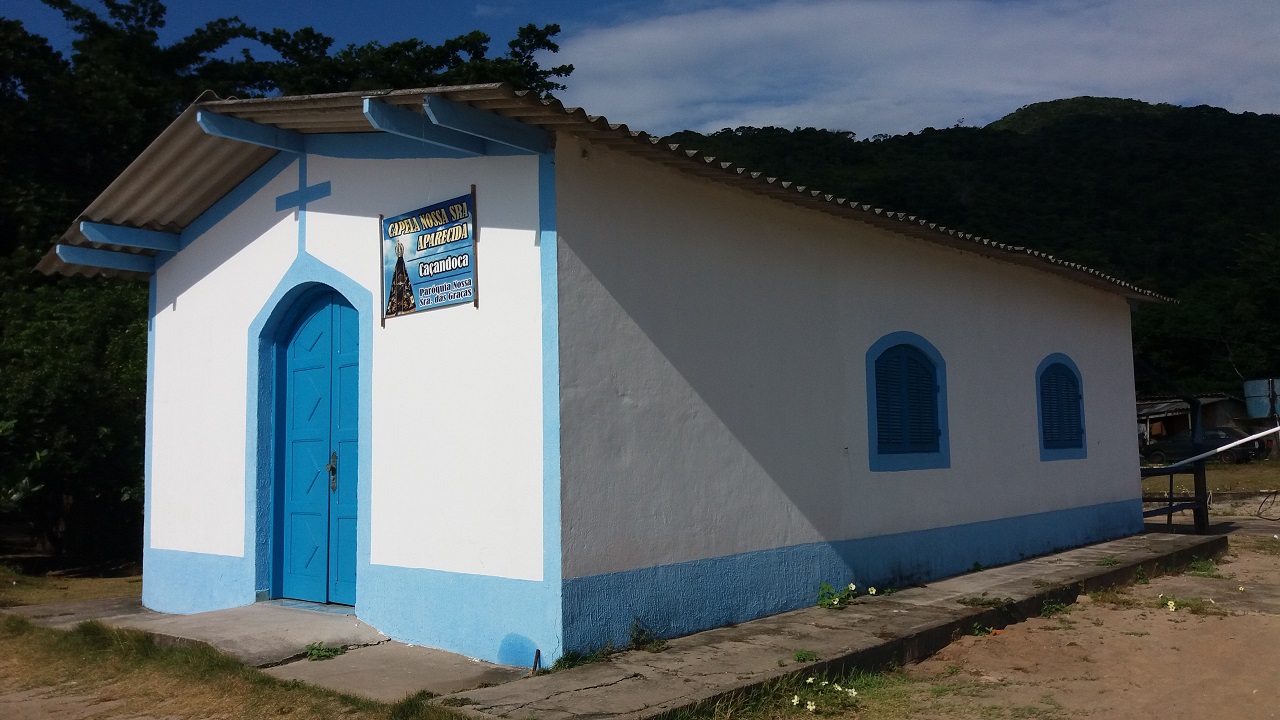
[0,0,571,556]
[667,99,1280,394]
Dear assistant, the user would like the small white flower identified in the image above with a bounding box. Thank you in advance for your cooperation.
[848,583,856,592]
[806,676,815,684]
[832,598,839,606]
[847,688,858,698]
[833,684,843,691]
[806,701,816,712]
[792,694,800,706]
[869,587,877,595]
[820,680,829,686]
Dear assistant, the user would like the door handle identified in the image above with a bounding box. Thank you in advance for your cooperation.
[326,451,338,492]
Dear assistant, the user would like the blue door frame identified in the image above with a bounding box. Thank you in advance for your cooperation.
[275,289,359,605]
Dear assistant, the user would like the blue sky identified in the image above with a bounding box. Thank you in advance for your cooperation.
[9,0,1280,138]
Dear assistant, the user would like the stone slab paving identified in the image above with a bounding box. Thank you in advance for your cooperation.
[442,531,1225,720]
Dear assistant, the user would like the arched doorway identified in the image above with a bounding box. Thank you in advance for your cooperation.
[276,288,359,605]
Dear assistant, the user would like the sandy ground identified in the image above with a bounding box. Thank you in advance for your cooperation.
[899,517,1280,720]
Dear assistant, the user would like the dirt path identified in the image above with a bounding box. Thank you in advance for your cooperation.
[898,520,1280,719]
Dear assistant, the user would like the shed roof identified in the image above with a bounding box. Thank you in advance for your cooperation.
[37,83,1170,302]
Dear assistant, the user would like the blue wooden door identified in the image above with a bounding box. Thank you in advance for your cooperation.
[281,291,358,605]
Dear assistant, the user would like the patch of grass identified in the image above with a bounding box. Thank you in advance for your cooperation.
[676,668,910,719]
[1231,535,1280,556]
[0,616,465,719]
[543,645,615,673]
[1122,631,1150,637]
[792,649,818,662]
[1141,460,1280,494]
[1088,588,1140,608]
[1155,594,1227,616]
[1184,558,1226,578]
[305,641,346,661]
[957,592,1014,609]
[971,623,993,636]
[627,618,667,653]
[1134,565,1149,584]
[1096,556,1119,567]
[0,563,142,608]
[1040,600,1071,618]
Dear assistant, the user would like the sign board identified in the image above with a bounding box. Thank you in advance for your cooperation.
[382,193,476,318]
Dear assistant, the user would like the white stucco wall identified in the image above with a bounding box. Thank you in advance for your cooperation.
[555,134,1140,580]
[305,153,546,580]
[149,149,545,580]
[150,161,300,556]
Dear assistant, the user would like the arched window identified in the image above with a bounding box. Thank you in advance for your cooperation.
[1037,354,1086,461]
[866,332,950,471]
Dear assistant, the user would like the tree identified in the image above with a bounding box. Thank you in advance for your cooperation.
[0,0,573,557]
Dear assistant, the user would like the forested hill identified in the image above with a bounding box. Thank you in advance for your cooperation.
[666,98,1280,394]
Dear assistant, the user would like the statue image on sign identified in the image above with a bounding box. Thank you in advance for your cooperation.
[384,241,416,317]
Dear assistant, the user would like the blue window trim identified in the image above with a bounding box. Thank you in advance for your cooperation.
[866,331,950,472]
[1036,353,1086,461]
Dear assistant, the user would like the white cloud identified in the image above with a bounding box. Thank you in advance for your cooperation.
[549,0,1280,137]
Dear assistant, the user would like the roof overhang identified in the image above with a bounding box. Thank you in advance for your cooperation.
[38,83,1171,303]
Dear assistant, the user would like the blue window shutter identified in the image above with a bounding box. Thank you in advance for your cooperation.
[1041,363,1083,449]
[876,344,939,454]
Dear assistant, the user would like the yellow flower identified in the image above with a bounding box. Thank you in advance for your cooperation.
[869,587,877,595]
[1167,600,1176,611]
[1239,586,1246,591]
[792,695,800,706]
[806,701,816,712]
[848,583,856,592]
[832,598,839,606]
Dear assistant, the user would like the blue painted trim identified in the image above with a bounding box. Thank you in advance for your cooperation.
[143,548,255,613]
[142,274,157,599]
[197,110,304,153]
[362,98,486,157]
[179,152,297,252]
[1037,353,1087,461]
[275,181,332,212]
[865,331,950,472]
[293,154,310,254]
[245,254,373,608]
[360,564,563,667]
[538,152,564,660]
[56,244,155,274]
[80,221,178,252]
[424,96,547,154]
[562,499,1143,653]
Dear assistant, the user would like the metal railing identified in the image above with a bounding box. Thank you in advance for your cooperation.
[1142,424,1280,531]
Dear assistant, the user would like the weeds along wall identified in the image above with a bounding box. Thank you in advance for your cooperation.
[144,138,561,665]
[553,133,1142,652]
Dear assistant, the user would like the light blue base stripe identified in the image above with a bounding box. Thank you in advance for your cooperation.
[562,499,1142,653]
[142,548,254,614]
[359,564,562,667]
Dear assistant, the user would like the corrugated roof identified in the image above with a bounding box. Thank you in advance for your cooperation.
[38,83,1171,302]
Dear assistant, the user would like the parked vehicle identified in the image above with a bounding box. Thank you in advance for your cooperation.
[1141,427,1261,465]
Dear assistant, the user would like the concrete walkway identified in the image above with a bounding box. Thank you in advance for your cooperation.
[441,528,1228,719]
[5,598,524,701]
[2,523,1239,715]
